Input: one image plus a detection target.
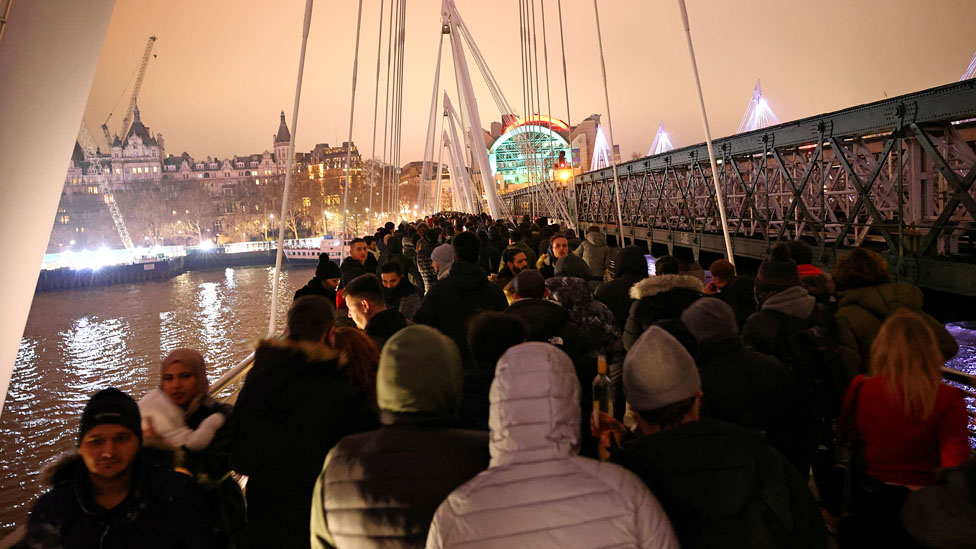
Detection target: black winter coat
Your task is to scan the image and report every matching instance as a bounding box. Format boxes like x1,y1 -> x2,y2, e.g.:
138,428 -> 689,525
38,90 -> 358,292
623,275 -> 704,350
21,448 -> 215,549
697,338 -> 811,475
365,307 -> 409,350
311,415 -> 489,548
294,277 -> 338,304
615,419 -> 827,549
182,400 -> 246,547
230,339 -> 378,549
595,247 -> 649,331
413,261 -> 508,365
339,257 -> 368,288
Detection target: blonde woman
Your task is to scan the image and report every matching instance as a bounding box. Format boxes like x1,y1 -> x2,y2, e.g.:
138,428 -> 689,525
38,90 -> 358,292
838,310 -> 969,547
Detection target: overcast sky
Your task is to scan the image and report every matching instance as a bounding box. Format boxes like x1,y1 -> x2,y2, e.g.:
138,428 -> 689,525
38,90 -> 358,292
84,0 -> 976,164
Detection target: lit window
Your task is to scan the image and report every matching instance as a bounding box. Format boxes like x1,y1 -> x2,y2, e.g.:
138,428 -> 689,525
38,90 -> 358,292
198,174 -> 203,179
302,197 -> 311,207
152,166 -> 158,173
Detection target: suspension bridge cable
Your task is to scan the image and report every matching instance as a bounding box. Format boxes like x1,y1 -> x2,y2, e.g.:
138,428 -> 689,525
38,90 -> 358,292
269,0 -> 314,337
393,0 -> 406,219
340,0 -> 365,243
676,0 -> 734,264
418,33 -> 445,216
556,0 -> 572,142
380,0 -> 395,216
592,0 -> 628,246
367,0 -> 386,221
540,0 -> 556,187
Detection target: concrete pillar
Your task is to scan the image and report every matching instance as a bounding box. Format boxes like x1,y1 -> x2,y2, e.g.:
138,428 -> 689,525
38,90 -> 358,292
0,0 -> 117,413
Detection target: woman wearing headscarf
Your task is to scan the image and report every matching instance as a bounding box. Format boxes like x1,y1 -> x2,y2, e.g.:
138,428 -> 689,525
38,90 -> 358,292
140,348 -> 245,548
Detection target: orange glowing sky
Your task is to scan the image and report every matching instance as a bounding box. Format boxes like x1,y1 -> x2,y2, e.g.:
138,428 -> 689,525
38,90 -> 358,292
84,0 -> 976,164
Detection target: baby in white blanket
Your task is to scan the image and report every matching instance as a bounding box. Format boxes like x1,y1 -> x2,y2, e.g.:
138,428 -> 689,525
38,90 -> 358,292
138,389 -> 225,451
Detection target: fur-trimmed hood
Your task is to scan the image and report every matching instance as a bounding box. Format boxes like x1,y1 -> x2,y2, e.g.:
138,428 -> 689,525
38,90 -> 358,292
256,337 -> 343,365
630,274 -> 705,300
42,446 -> 177,488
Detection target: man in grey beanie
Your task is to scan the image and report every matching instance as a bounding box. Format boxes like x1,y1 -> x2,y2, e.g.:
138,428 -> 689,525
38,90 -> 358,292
597,326 -> 827,549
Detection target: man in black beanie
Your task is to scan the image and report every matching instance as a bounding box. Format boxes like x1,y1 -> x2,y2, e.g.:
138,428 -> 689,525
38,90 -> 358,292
294,253 -> 343,303
21,388 -> 214,547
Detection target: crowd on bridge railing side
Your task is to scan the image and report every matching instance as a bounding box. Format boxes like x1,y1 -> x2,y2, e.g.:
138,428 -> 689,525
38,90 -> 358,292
14,213 -> 976,549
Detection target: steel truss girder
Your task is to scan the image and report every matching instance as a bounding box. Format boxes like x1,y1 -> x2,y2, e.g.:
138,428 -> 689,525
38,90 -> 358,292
500,79 -> 976,294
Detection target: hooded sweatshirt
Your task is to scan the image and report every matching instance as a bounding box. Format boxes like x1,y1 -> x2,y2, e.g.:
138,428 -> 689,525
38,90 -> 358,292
427,342 -> 678,548
312,326 -> 488,549
573,230 -> 612,278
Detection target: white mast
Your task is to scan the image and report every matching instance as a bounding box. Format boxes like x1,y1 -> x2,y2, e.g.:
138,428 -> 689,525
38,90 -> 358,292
441,0 -> 503,219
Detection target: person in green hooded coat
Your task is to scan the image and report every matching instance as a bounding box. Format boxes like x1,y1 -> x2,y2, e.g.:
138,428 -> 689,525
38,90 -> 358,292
310,325 -> 489,549
832,248 -> 957,380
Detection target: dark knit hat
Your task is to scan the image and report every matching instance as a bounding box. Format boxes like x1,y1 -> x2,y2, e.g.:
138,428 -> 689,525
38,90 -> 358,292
78,388 -> 142,445
554,254 -> 592,280
316,254 -> 342,280
756,243 -> 799,289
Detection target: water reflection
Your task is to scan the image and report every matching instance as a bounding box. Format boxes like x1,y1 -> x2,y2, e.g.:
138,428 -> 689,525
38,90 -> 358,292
0,265 -> 313,533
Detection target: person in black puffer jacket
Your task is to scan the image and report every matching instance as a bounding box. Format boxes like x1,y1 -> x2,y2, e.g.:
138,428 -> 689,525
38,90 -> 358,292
622,270 -> 704,351
413,232 -> 508,367
230,297 -> 378,549
595,245 -> 649,331
20,388 -> 215,549
311,326 -> 489,548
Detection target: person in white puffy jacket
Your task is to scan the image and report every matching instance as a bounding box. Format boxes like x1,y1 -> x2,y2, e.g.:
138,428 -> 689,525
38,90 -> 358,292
138,388 -> 225,452
426,342 -> 678,548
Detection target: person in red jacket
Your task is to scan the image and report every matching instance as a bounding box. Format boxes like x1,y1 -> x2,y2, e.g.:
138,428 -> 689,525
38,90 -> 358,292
838,310 -> 969,547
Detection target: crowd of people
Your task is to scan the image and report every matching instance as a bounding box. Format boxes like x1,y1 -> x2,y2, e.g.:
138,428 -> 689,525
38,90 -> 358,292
17,213 -> 976,548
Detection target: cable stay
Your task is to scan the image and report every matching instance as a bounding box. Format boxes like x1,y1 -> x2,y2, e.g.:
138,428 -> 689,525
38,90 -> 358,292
736,79 -> 780,133
647,122 -> 675,156
961,49 -> 975,81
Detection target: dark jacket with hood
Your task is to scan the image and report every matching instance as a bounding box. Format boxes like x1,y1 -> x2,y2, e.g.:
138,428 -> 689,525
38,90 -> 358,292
573,230 -> 612,278
339,257 -> 368,289
595,246 -> 649,330
834,282 -> 957,378
311,326 -> 489,549
294,278 -> 338,304
696,338 -> 810,474
21,448 -> 214,549
365,307 -> 409,350
230,339 -> 378,549
413,261 -> 508,364
384,278 -> 422,321
623,274 -> 704,350
546,276 -> 625,368
615,419 -> 827,549
901,457 -> 976,548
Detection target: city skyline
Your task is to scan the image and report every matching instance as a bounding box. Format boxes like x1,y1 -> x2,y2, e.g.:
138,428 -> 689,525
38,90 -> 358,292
86,0 -> 976,165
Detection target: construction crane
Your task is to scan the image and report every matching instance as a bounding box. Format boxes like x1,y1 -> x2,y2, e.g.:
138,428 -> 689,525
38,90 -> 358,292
78,121 -> 134,250
101,35 -> 157,146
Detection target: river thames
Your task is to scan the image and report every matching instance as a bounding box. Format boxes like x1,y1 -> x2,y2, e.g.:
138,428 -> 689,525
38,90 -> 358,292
0,265 -> 315,533
0,264 -> 974,535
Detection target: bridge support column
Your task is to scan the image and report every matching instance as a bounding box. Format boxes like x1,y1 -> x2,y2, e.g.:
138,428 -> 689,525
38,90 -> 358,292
0,0 -> 117,414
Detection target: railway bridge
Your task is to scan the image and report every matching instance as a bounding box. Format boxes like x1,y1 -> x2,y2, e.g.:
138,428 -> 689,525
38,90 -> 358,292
501,80 -> 976,296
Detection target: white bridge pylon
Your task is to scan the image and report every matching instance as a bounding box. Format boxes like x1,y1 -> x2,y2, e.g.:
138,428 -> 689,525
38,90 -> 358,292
737,79 -> 780,134
647,121 -> 675,156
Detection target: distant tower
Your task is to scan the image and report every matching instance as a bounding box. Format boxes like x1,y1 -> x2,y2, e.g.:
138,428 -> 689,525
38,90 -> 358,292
647,122 -> 675,157
737,80 -> 780,134
274,110 -> 291,168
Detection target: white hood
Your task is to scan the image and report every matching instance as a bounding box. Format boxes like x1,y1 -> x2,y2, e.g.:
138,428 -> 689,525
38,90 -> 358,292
489,342 -> 580,467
